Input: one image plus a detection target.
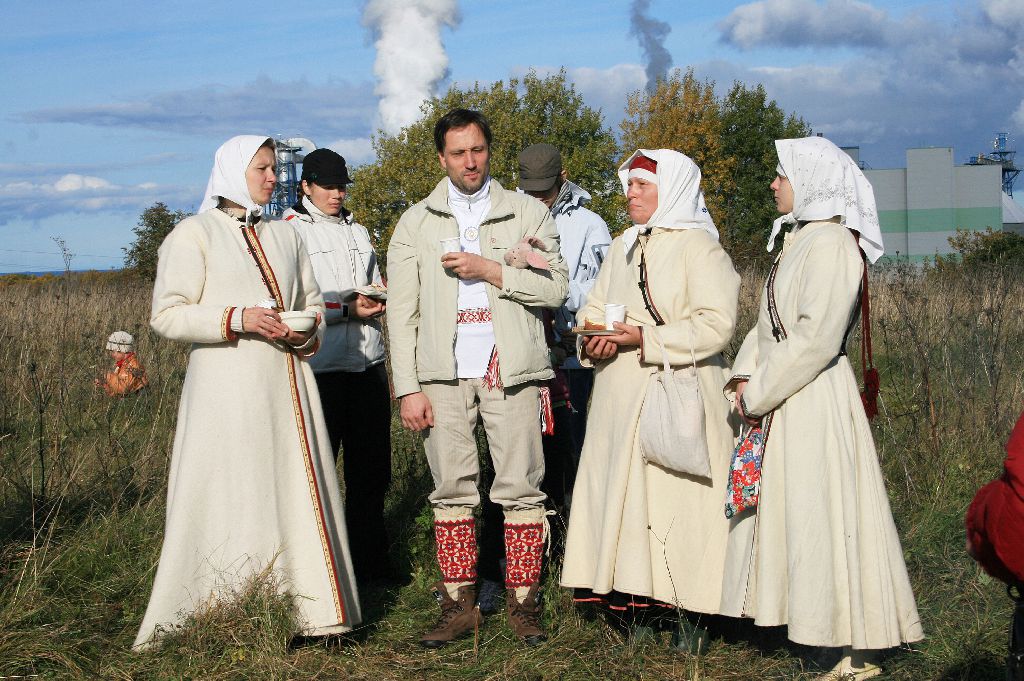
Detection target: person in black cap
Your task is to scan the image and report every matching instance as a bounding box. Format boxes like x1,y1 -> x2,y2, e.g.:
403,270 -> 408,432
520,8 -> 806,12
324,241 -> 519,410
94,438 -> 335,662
283,148 -> 399,585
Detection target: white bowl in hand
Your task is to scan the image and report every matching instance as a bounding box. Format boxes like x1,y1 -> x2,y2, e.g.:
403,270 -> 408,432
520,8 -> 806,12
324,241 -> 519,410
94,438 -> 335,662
279,310 -> 317,333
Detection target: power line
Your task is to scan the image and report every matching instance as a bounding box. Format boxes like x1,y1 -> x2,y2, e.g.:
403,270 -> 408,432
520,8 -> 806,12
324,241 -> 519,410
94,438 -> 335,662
0,248 -> 122,260
0,262 -> 119,272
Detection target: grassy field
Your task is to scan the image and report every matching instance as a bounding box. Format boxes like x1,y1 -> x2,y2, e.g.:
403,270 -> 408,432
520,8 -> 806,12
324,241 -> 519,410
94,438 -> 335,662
0,263 -> 1021,680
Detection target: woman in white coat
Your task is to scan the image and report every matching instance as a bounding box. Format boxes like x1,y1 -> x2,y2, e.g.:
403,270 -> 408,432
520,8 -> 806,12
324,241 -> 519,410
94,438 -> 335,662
134,136 -> 361,648
560,149 -> 739,650
724,136 -> 923,679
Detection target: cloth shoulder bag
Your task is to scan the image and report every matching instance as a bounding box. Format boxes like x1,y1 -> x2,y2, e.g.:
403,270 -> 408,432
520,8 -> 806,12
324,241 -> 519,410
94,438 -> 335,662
634,236 -> 711,478
638,336 -> 712,478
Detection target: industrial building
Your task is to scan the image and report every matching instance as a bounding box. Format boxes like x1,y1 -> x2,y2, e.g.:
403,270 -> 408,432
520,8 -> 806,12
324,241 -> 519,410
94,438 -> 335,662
843,135 -> 1022,262
266,137 -> 317,217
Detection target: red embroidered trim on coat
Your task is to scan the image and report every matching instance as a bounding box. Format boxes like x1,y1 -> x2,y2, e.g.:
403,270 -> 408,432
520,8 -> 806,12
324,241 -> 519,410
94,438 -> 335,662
222,306 -> 238,342
457,307 -> 492,324
504,522 -> 543,587
435,518 -> 477,583
296,337 -> 320,359
241,224 -> 346,624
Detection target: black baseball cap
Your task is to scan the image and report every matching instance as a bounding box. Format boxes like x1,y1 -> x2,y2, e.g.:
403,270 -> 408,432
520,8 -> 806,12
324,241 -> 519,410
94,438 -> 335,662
301,148 -> 352,186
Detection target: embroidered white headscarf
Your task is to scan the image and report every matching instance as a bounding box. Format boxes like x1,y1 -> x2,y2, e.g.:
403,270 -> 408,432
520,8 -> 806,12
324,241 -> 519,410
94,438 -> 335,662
618,149 -> 719,259
770,136 -> 884,263
198,135 -> 274,215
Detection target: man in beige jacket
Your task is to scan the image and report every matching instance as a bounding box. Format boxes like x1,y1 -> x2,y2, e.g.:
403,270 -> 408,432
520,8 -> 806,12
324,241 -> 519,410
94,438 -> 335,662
387,109 -> 568,648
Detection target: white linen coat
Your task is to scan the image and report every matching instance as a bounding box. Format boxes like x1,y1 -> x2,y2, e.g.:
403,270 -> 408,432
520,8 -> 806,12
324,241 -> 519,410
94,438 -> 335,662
560,228 -> 740,613
134,209 -> 361,648
721,220 -> 923,649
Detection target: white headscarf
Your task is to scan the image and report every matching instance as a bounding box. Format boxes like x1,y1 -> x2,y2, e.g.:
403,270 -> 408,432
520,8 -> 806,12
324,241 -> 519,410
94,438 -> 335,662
617,149 -> 719,259
769,136 -> 884,263
198,135 -> 274,215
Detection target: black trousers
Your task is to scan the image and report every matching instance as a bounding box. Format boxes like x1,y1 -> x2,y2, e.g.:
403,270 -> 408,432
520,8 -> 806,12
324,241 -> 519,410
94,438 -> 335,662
315,363 -> 392,579
565,368 -> 594,459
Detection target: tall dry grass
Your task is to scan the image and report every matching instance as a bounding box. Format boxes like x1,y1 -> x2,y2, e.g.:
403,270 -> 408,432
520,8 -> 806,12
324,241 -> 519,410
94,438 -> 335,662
0,264 -> 1021,679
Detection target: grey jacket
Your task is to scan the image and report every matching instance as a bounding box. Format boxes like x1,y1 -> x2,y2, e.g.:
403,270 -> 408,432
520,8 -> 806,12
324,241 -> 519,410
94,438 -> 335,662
386,178 -> 569,397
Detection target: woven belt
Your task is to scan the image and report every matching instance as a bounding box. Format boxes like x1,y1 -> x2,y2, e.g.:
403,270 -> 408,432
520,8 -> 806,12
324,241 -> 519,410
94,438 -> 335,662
457,307 -> 492,325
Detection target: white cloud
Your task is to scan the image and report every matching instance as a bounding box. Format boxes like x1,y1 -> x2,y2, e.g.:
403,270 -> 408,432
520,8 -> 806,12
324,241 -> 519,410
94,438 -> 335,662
719,0 -> 891,49
702,1 -> 1024,169
0,154 -> 192,183
0,174 -> 192,224
15,77 -> 377,142
53,174 -> 114,192
326,137 -> 376,167
568,64 -> 647,120
981,0 -> 1024,31
513,63 -> 646,125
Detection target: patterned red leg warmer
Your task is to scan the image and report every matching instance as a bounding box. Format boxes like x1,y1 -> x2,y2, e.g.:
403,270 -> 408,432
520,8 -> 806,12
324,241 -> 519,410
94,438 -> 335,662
435,514 -> 477,584
504,514 -> 544,589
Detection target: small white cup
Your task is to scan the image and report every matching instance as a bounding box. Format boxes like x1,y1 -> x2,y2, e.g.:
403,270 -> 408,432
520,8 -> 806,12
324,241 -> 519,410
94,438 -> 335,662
604,303 -> 626,330
440,237 -> 461,254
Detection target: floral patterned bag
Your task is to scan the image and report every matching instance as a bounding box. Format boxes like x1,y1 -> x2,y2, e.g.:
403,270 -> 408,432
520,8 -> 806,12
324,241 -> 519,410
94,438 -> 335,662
724,418 -> 771,519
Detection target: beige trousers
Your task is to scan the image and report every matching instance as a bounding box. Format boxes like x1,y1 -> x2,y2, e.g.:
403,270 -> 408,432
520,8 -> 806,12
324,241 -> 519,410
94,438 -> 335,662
421,379 -> 546,511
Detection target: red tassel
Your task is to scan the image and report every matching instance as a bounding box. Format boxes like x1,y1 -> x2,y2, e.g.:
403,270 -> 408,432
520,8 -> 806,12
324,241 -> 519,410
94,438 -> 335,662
854,233 -> 879,422
861,367 -> 879,420
539,386 -> 554,435
483,345 -> 503,391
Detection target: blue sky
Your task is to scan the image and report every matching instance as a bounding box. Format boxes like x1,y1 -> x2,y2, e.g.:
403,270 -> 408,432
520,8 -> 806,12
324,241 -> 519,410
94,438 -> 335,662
1,0 -> 1022,272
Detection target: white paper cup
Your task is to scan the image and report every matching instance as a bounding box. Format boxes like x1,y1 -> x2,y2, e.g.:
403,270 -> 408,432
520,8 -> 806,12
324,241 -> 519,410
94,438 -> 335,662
440,237 -> 461,254
604,303 -> 626,329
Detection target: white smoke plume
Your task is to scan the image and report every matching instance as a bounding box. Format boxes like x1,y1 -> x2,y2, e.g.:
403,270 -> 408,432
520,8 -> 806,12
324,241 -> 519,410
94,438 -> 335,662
629,0 -> 673,93
362,0 -> 461,135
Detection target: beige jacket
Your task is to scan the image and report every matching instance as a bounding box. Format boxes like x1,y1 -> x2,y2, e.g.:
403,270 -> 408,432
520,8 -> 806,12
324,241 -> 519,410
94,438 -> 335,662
387,178 -> 569,397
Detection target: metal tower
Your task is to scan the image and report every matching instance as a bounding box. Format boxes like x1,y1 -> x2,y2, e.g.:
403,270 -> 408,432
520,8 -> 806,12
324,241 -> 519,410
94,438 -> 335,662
266,137 -> 317,217
968,132 -> 1020,197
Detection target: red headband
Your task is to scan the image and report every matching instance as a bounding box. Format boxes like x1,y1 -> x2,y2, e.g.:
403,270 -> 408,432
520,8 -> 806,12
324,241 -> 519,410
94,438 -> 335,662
630,155 -> 657,174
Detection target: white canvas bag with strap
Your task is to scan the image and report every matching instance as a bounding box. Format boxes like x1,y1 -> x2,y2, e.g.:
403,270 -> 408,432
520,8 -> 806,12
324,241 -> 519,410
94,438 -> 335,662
638,334 -> 711,478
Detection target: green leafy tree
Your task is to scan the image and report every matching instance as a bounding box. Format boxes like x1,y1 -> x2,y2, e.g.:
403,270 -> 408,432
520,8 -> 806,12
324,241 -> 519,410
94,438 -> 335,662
719,82 -> 809,264
619,70 -> 808,265
123,202 -> 192,279
941,227 -> 1024,268
620,69 -> 735,239
347,70 -> 622,249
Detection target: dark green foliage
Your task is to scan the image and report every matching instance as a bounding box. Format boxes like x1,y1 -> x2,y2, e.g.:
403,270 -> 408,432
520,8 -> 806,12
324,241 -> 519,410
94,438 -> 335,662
347,70 -> 622,251
123,202 -> 192,280
717,82 -> 810,265
940,227 -> 1024,268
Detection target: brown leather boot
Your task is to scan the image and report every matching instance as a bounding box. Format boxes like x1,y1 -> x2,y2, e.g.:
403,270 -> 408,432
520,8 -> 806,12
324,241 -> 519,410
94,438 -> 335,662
506,583 -> 546,646
419,581 -> 482,649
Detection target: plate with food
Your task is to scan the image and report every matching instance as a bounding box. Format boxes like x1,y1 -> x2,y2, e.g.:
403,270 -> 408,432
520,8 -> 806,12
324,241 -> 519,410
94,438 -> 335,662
342,284 -> 388,301
571,326 -> 619,337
